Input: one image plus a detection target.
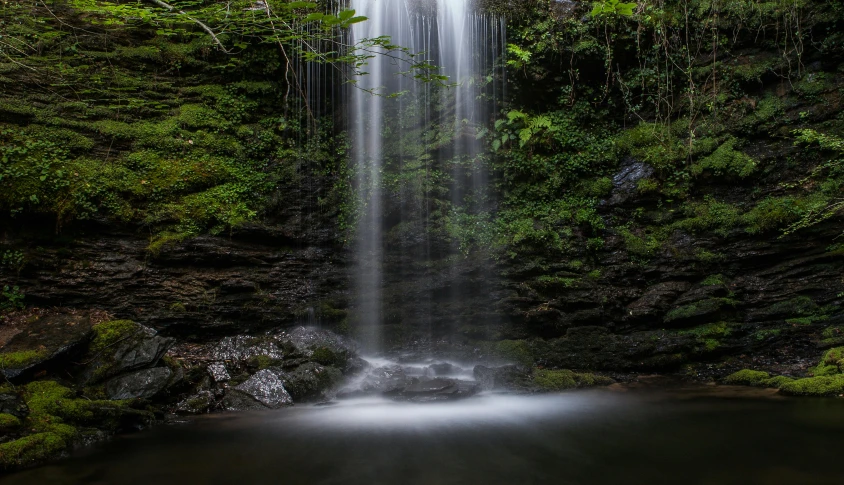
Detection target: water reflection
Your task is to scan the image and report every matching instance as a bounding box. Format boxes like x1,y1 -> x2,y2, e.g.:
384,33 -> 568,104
3,389 -> 844,485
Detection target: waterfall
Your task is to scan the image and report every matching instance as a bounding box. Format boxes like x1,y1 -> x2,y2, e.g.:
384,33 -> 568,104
350,0 -> 505,353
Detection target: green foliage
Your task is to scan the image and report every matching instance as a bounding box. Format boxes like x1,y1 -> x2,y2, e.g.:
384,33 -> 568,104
0,286 -> 25,311
591,0 -> 637,17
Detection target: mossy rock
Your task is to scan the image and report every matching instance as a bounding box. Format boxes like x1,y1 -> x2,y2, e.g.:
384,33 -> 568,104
531,368 -> 614,392
810,347 -> 844,377
0,413 -> 22,430
81,320 -> 173,385
0,313 -> 96,380
723,369 -> 793,388
779,375 -> 844,397
0,428 -> 74,470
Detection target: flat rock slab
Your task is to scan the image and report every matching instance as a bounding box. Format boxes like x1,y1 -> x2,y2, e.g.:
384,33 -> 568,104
0,313 -> 95,380
105,367 -> 173,400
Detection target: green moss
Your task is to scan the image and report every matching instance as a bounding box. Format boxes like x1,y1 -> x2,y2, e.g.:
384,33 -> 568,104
679,322 -> 732,338
700,274 -> 725,286
690,138 -> 756,178
310,347 -> 344,367
753,328 -> 782,340
89,320 -> 139,353
0,431 -> 71,469
810,347 -> 844,376
779,375 -> 844,397
247,354 -> 279,370
533,369 -> 577,390
723,369 -> 771,386
664,299 -> 738,323
765,376 -> 794,388
532,368 -> 614,391
0,413 -> 21,428
490,340 -> 534,365
0,350 -> 47,370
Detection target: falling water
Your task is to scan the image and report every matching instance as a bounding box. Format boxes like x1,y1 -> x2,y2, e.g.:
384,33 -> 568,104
349,0 -> 505,352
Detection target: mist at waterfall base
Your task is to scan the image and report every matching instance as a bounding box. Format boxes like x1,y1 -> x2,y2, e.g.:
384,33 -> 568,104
4,390 -> 844,485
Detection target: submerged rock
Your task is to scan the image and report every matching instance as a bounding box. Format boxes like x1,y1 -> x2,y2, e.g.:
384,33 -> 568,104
399,377 -> 480,403
473,365 -> 532,391
105,367 -> 173,400
232,369 -> 293,409
361,365 -> 409,395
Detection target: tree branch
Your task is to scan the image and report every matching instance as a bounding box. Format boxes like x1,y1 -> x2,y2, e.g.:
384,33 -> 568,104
144,0 -> 231,53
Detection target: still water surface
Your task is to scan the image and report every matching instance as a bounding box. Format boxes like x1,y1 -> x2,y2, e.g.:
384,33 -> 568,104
3,387 -> 843,485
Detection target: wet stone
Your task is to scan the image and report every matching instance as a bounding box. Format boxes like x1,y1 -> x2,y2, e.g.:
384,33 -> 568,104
207,362 -> 230,383
105,367 -> 173,400
233,369 -> 293,409
213,336 -> 284,362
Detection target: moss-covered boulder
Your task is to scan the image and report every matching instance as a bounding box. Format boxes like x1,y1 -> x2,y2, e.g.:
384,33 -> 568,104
0,380 -> 154,470
80,320 -> 174,384
0,313 -> 96,380
532,368 -> 614,391
779,376 -> 844,397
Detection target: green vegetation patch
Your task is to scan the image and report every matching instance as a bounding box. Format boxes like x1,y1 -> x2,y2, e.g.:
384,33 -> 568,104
0,350 -> 47,370
89,320 -> 140,354
532,368 -> 613,391
779,375 -> 844,397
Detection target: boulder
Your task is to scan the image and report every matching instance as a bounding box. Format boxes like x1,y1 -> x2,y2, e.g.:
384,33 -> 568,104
280,362 -> 342,401
360,365 -> 409,395
80,320 -> 174,384
0,392 -> 28,419
212,335 -> 284,362
231,369 -> 292,409
0,313 -> 96,380
282,327 -> 357,364
105,367 -> 173,400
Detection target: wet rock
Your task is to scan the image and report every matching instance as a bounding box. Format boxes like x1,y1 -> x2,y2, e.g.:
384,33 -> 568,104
282,327 -> 357,360
175,390 -> 215,415
428,363 -> 459,376
608,158 -> 654,205
81,321 -> 174,384
361,365 -> 409,395
625,282 -> 693,322
0,392 -> 28,419
104,367 -> 173,400
0,313 -> 96,380
280,362 -> 342,401
232,369 -> 293,409
399,377 -> 480,402
402,379 -> 482,402
473,365 -> 532,391
206,362 -> 230,383
212,335 -> 284,362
